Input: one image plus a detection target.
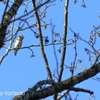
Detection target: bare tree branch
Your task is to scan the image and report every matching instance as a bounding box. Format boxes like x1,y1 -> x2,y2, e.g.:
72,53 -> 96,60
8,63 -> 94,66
57,89 -> 70,100
58,0 -> 69,82
0,28 -> 19,64
70,87 -> 94,95
32,0 -> 53,79
0,0 -> 24,48
31,79 -> 55,91
56,0 -> 69,99
12,62 -> 100,100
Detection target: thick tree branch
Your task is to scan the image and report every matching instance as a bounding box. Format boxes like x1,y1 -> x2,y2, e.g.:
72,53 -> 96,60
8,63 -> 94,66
0,0 -> 24,48
12,63 -> 100,100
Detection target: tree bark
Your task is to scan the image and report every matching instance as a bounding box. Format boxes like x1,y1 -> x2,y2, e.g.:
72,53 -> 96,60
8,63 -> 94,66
0,0 -> 23,48
12,63 -> 100,100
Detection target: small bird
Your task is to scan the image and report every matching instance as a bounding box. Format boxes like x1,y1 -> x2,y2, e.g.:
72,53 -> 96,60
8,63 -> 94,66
14,35 -> 24,56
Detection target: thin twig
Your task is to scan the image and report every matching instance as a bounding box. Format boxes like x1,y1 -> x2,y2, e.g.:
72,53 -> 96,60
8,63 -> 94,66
51,23 -> 59,76
9,0 -> 55,24
0,19 -> 19,64
57,90 -> 70,100
70,87 -> 94,95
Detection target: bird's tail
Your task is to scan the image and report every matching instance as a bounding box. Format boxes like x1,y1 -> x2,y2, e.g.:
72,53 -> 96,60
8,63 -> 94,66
14,50 -> 17,56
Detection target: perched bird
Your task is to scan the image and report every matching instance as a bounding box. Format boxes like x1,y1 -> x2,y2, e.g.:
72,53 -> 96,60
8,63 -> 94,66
14,35 -> 24,56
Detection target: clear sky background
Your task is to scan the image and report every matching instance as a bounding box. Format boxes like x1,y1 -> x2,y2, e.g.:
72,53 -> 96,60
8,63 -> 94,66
0,0 -> 100,100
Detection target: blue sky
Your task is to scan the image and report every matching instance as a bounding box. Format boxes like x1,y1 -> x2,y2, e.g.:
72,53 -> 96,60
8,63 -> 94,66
0,0 -> 100,100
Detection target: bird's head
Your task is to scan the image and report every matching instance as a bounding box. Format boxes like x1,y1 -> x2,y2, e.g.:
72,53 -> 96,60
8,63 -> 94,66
18,35 -> 24,40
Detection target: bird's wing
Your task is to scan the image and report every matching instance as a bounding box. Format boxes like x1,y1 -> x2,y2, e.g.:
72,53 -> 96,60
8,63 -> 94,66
14,40 -> 22,49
